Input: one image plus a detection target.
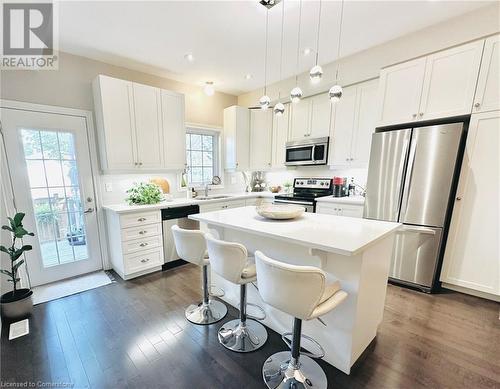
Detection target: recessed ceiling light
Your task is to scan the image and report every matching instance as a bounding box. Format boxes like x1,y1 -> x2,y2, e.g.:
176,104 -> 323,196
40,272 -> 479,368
303,47 -> 312,56
245,74 -> 253,80
204,81 -> 214,96
184,53 -> 194,62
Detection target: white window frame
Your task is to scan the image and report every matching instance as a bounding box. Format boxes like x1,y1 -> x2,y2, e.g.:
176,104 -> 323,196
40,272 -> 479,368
180,124 -> 224,191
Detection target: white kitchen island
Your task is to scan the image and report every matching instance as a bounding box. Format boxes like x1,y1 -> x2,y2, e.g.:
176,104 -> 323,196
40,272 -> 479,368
190,206 -> 400,375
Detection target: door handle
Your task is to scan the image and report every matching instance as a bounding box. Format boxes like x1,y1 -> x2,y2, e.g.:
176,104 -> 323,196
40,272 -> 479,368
84,208 -> 94,214
399,226 -> 436,235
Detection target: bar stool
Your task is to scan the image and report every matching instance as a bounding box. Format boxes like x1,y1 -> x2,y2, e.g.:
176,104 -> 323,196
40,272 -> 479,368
255,250 -> 348,389
171,225 -> 227,325
205,233 -> 268,353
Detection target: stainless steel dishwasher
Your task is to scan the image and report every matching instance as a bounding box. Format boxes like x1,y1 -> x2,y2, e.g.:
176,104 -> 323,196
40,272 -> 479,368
161,205 -> 200,263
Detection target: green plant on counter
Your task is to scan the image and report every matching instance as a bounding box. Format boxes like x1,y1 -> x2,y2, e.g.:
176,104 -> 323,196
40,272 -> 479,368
283,181 -> 293,193
125,182 -> 162,205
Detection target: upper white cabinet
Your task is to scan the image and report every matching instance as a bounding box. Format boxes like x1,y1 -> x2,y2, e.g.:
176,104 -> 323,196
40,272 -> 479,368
131,83 -> 163,169
473,34 -> 500,114
161,90 -> 186,170
329,79 -> 379,168
224,106 -> 250,171
378,40 -> 484,126
289,92 -> 332,140
93,75 -> 137,170
272,104 -> 290,168
93,75 -> 186,173
249,109 -> 273,170
309,93 -> 333,138
418,40 -> 484,121
440,110 -> 500,298
378,57 -> 427,127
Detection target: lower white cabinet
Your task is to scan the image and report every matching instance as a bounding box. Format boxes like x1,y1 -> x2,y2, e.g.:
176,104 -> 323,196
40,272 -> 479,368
440,110 -> 500,299
316,202 -> 364,218
105,209 -> 164,280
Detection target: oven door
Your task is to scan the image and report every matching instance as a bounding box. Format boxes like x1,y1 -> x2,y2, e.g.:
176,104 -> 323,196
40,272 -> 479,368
273,199 -> 314,213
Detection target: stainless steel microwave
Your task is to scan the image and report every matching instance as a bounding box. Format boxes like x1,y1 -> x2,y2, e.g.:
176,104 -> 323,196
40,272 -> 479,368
285,137 -> 329,166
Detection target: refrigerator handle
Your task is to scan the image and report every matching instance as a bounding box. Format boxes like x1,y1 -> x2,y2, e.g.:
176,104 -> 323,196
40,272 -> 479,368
399,138 -> 417,222
393,136 -> 412,218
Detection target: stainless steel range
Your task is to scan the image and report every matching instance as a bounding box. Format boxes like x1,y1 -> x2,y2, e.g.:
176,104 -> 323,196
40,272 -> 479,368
274,178 -> 333,213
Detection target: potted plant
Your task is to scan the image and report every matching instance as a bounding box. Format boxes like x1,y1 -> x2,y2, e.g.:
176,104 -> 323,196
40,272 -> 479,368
125,182 -> 163,205
0,213 -> 34,321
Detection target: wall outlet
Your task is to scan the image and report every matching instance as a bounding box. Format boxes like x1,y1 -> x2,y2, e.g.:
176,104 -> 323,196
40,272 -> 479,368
104,182 -> 113,192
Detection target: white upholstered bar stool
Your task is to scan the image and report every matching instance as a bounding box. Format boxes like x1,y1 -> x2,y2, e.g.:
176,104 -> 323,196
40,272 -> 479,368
205,233 -> 268,353
255,251 -> 348,389
171,225 -> 227,325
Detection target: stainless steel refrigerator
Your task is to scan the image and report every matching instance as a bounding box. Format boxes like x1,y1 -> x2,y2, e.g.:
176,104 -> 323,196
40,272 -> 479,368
364,122 -> 465,291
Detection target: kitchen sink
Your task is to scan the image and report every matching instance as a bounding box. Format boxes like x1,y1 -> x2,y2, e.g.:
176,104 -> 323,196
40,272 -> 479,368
196,195 -> 233,200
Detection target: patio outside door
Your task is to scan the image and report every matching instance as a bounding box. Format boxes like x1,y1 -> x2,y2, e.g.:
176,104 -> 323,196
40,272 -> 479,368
1,106 -> 102,286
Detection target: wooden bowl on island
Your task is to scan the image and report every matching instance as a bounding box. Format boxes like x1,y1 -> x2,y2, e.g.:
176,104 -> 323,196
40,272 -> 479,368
256,204 -> 305,220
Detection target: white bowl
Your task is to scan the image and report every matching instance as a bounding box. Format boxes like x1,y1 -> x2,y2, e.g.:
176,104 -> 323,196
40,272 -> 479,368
256,204 -> 305,220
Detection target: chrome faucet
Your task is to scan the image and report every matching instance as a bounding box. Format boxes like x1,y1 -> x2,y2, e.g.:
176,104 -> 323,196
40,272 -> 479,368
204,183 -> 210,197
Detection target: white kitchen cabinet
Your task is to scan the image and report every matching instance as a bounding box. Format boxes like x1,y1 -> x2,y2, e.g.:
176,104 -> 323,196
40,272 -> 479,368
93,75 -> 137,171
316,202 -> 364,218
93,75 -> 186,173
329,79 -> 379,168
419,40 -> 484,121
272,104 -> 290,168
440,110 -> 500,299
473,34 -> 500,114
289,93 -> 332,140
224,106 -> 250,171
161,90 -> 186,170
378,40 -> 484,126
289,99 -> 311,140
377,57 -> 426,127
249,109 -> 273,170
132,83 -> 163,169
309,93 -> 332,138
105,209 -> 164,280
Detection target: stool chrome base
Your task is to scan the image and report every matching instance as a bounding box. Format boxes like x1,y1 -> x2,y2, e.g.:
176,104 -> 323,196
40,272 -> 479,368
185,300 -> 227,325
218,319 -> 268,352
262,351 -> 327,389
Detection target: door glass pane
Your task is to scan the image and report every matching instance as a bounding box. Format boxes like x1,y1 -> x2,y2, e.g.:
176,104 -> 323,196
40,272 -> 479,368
20,129 -> 88,267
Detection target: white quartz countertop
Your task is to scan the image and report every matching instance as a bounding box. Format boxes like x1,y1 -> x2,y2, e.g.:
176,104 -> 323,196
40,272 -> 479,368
190,206 -> 400,256
316,195 -> 365,205
102,192 -> 276,214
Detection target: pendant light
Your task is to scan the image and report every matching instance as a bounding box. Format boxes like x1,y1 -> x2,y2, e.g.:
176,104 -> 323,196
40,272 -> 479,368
329,0 -> 345,103
274,0 -> 286,116
309,0 -> 323,83
290,0 -> 303,103
259,9 -> 271,110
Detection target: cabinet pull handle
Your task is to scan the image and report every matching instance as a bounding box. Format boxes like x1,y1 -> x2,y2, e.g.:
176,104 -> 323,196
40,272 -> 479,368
137,217 -> 146,222
456,196 -> 462,201
419,112 -> 424,117
139,230 -> 147,235
140,258 -> 150,263
138,162 -> 143,166
412,113 -> 417,118
139,242 -> 148,247
474,102 -> 480,108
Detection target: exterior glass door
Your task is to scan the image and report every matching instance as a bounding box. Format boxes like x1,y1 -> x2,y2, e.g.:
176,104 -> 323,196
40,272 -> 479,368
2,107 -> 102,286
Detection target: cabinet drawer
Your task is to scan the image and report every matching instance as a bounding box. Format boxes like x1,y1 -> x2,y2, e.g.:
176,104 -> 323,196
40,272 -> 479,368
124,248 -> 163,274
226,200 -> 246,209
122,235 -> 163,255
120,211 -> 161,228
121,223 -> 162,241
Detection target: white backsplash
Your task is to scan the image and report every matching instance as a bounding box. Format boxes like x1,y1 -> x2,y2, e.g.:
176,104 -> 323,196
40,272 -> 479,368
99,167 -> 367,205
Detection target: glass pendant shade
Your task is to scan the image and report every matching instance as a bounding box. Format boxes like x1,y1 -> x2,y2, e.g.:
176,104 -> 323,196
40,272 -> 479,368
309,65 -> 323,83
329,84 -> 343,103
259,95 -> 271,109
290,86 -> 303,103
273,102 -> 285,116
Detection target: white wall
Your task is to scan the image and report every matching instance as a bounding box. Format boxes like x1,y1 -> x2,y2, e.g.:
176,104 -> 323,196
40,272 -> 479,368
238,3 -> 500,107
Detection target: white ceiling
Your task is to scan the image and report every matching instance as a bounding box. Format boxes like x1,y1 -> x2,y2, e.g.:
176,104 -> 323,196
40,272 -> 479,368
59,1 -> 493,95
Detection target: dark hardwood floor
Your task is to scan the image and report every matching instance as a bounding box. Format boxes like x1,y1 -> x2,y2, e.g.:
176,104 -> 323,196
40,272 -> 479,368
2,264 -> 499,389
